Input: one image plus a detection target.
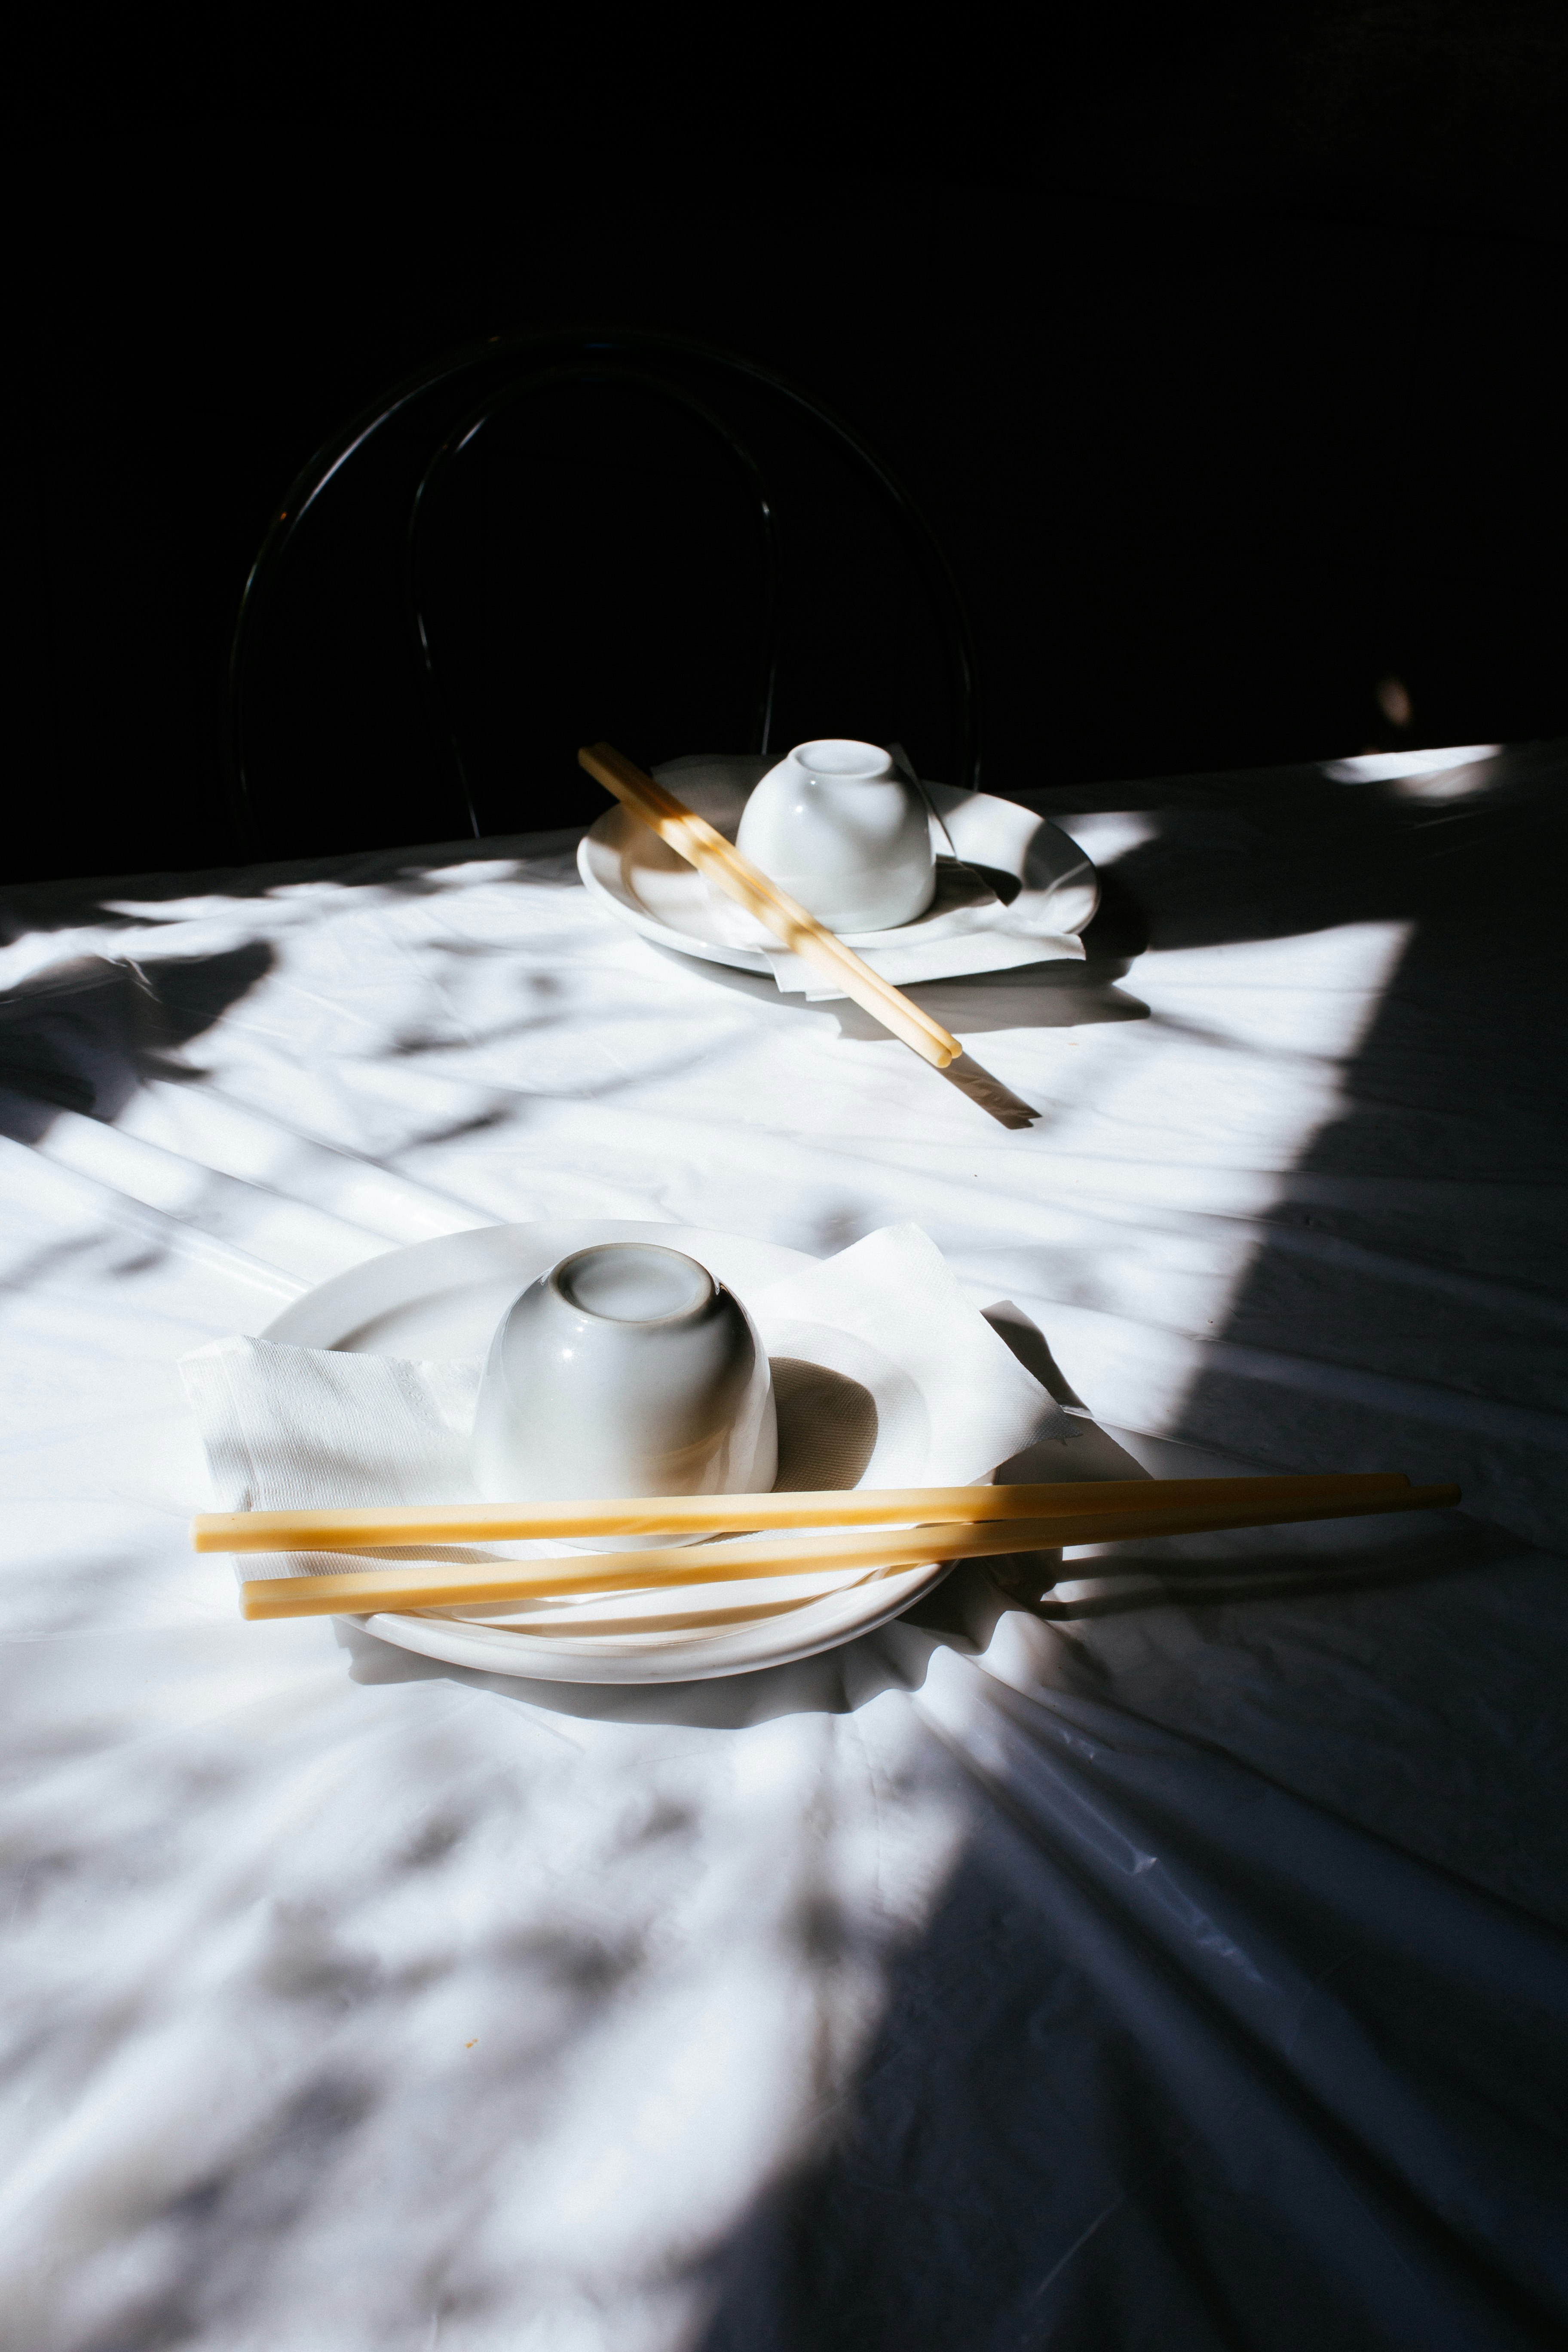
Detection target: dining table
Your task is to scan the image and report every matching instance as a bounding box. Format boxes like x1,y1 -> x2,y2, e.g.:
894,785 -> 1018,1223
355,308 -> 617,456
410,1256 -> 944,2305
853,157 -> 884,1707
1,737 -> 1564,2352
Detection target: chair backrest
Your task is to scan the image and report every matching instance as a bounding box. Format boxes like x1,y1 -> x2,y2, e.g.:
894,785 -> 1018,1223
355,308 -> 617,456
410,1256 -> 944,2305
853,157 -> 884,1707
227,325 -> 981,859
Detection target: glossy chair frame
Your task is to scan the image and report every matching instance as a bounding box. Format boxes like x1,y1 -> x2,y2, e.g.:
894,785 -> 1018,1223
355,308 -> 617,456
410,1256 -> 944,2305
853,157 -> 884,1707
407,361 -> 782,842
226,325 -> 982,858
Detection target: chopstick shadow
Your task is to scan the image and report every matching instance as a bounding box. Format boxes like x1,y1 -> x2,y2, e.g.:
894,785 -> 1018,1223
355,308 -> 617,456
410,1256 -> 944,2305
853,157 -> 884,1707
639,933 -> 1148,1041
936,1053 -> 1039,1130
636,883 -> 1151,1130
976,1510 -> 1516,1624
828,963 -> 1151,1045
639,931 -> 1152,1124
331,1495 -> 1503,1730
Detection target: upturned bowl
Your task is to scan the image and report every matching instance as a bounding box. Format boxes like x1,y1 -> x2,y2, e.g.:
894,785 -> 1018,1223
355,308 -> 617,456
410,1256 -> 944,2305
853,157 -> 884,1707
734,738 -> 935,932
470,1242 -> 777,1542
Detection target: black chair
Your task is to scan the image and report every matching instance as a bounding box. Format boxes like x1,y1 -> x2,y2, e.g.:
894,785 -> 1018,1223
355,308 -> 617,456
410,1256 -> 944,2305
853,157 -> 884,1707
226,325 -> 982,860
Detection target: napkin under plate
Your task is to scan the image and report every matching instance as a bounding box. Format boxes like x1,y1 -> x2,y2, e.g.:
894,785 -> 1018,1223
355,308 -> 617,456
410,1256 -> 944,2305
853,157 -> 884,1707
181,1224 -> 1067,1623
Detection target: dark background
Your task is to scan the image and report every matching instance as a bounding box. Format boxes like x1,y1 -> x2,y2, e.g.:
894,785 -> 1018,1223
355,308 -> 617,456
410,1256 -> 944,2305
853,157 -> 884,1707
14,1 -> 1566,882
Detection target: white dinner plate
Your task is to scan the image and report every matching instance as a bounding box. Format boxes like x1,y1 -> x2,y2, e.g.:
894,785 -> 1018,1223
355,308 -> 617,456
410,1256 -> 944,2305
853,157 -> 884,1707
262,1221 -> 958,1684
577,755 -> 1099,986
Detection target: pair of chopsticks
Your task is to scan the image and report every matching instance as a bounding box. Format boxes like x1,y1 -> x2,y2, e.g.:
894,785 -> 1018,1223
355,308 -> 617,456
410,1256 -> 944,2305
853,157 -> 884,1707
577,742 -> 962,1069
190,1471 -> 1460,1621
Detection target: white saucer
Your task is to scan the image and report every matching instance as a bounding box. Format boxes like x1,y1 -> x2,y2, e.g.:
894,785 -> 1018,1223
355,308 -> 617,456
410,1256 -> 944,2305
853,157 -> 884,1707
577,756 -> 1099,989
262,1221 -> 957,1684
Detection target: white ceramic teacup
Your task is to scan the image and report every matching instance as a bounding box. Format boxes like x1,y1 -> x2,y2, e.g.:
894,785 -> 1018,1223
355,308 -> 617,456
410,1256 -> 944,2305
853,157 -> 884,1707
734,738 -> 936,932
470,1243 -> 777,1542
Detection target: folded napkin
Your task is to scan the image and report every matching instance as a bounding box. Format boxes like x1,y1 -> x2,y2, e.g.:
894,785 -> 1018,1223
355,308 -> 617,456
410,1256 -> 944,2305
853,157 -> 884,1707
181,1222 -> 1066,1598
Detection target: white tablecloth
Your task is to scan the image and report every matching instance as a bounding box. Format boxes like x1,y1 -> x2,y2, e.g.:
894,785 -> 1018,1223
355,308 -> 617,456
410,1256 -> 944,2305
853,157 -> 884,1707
2,742 -> 1564,2351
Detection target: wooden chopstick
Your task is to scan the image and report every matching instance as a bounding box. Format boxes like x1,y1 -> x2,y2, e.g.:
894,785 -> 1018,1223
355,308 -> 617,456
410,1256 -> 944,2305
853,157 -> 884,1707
576,741 -> 963,1069
233,1481 -> 1460,1620
193,1472 -> 1417,1555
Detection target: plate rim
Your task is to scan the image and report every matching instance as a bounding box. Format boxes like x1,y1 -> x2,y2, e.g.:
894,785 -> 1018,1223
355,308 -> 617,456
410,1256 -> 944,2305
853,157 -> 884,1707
576,780 -> 1099,979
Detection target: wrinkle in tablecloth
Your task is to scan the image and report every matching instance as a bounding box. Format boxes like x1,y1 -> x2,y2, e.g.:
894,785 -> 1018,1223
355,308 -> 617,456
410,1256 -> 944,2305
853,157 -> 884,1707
0,743 -> 1563,2352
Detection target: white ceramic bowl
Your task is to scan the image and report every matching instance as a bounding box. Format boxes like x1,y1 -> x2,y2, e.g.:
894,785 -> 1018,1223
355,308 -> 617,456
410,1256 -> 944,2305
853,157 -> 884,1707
734,739 -> 935,931
470,1242 -> 777,1541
